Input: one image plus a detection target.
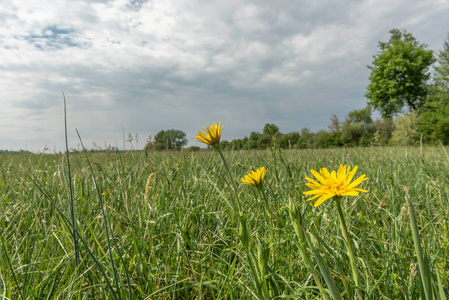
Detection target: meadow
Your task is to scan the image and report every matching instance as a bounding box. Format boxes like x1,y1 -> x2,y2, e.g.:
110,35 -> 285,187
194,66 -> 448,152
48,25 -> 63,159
0,145 -> 448,299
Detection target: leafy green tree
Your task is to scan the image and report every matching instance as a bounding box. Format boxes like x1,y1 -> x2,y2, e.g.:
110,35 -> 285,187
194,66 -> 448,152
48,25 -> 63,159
390,113 -> 420,146
247,132 -> 262,149
279,132 -> 300,149
263,124 -> 279,135
341,107 -> 374,146
434,34 -> 449,89
310,130 -> 335,148
418,98 -> 449,144
328,114 -> 341,133
230,137 -> 248,150
418,35 -> 449,144
155,129 -> 188,150
297,128 -> 313,148
257,134 -> 272,149
372,118 -> 394,146
220,140 -> 230,150
365,29 -> 435,118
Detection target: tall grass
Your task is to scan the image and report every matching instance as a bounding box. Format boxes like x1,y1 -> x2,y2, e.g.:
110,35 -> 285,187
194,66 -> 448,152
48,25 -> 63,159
0,146 -> 448,299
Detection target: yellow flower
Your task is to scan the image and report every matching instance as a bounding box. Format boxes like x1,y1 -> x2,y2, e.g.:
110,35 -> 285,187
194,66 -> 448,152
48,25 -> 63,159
303,165 -> 368,207
241,167 -> 266,187
195,122 -> 222,146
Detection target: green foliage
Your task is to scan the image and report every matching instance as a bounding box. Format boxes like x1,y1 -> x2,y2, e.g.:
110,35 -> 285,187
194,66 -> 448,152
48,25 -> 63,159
263,123 -> 279,135
297,127 -> 314,148
341,107 -> 374,146
365,29 -> 435,118
249,131 -> 262,149
390,112 -> 420,146
371,118 -> 395,146
418,87 -> 449,144
257,133 -> 273,149
328,114 -> 341,133
278,132 -> 300,149
208,107 -> 397,150
143,141 -> 155,152
154,129 -> 188,150
188,146 -> 201,152
2,147 -> 449,298
418,34 -> 449,144
311,130 -> 337,148
434,34 -> 449,89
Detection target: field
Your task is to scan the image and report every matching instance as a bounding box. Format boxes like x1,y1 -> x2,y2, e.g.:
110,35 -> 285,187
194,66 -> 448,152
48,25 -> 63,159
1,146 -> 448,299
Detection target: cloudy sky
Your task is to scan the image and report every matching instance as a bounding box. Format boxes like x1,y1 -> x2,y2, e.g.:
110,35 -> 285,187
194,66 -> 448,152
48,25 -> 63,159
1,0 -> 448,151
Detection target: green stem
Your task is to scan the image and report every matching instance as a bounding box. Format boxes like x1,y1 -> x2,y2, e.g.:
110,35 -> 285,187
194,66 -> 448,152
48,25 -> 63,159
216,145 -> 241,213
335,197 -> 361,292
288,201 -> 330,300
258,187 -> 274,230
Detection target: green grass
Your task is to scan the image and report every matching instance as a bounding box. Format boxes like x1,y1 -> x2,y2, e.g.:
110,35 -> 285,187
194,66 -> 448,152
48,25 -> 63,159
0,146 -> 448,299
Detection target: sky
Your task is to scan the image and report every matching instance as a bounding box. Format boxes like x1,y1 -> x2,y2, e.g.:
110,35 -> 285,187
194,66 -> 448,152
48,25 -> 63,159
1,0 -> 449,152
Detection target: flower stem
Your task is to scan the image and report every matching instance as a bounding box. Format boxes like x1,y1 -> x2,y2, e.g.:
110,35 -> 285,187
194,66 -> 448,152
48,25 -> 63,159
288,200 -> 330,300
335,197 -> 361,292
216,145 -> 242,212
258,187 -> 273,226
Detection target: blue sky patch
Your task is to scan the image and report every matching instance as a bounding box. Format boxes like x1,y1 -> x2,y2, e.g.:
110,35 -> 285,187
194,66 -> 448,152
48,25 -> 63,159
24,25 -> 89,50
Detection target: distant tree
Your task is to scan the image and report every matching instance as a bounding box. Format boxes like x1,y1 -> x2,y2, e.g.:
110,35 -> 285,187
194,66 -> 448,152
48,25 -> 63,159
372,118 -> 394,146
434,34 -> 449,89
220,140 -> 230,150
418,34 -> 449,144
365,29 -> 435,118
311,130 -> 335,148
257,134 -> 272,149
279,132 -> 301,149
230,137 -> 248,150
347,106 -> 373,125
263,124 -> 279,135
155,129 -> 188,150
143,142 -> 155,152
297,128 -> 313,148
328,114 -> 341,133
341,107 -> 374,146
418,92 -> 449,144
248,132 -> 262,149
188,146 -> 201,152
390,113 -> 420,146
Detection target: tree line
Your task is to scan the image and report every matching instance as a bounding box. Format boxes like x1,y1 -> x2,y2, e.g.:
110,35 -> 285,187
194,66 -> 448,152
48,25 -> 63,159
146,29 -> 449,151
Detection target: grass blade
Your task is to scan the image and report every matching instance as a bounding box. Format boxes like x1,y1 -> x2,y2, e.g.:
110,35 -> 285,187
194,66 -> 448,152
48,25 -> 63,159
404,187 -> 432,300
63,94 -> 79,273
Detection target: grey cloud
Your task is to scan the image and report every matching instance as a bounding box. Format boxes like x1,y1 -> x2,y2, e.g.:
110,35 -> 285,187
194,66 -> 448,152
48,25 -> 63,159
1,0 -> 449,151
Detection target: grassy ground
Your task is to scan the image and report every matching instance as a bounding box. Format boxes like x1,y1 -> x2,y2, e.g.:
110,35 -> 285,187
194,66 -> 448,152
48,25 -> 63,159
0,146 -> 448,299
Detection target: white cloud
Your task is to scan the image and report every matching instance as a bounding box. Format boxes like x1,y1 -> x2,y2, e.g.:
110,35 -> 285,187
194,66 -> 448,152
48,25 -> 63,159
1,0 -> 448,151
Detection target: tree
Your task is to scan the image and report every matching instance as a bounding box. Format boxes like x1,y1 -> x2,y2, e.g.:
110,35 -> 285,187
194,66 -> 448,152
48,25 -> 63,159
340,107 -> 374,146
257,134 -> 272,149
279,132 -> 300,149
434,34 -> 449,89
328,114 -> 341,133
248,132 -> 262,149
297,128 -> 313,148
155,129 -> 188,150
390,113 -> 420,146
372,118 -> 394,146
311,130 -> 336,148
418,34 -> 449,144
263,124 -> 279,135
365,29 -> 435,118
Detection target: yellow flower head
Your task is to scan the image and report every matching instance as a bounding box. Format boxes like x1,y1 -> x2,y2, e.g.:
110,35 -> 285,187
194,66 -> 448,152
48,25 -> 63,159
303,165 -> 368,207
195,122 -> 222,146
241,167 -> 266,187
